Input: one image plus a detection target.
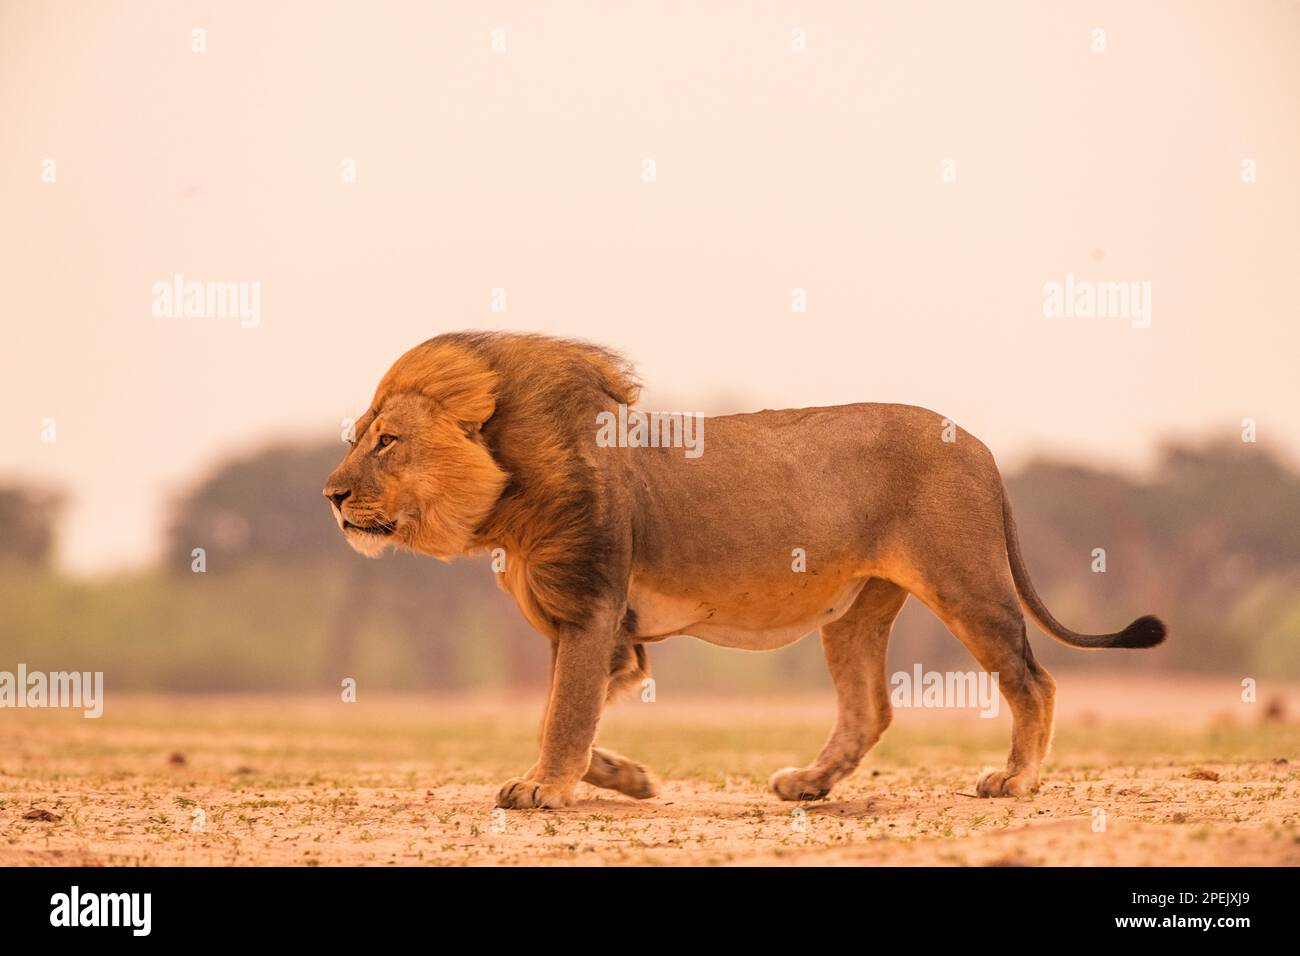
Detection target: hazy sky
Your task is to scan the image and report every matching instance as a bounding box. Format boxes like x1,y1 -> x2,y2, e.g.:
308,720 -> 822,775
3,1 -> 1297,573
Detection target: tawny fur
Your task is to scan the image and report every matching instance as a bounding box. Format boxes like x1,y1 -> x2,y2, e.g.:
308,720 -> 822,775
324,331 -> 1166,810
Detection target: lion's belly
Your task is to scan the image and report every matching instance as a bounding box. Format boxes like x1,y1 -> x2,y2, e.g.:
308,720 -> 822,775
627,577 -> 868,650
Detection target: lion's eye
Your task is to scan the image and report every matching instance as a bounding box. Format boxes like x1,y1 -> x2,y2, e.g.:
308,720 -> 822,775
377,434 -> 397,450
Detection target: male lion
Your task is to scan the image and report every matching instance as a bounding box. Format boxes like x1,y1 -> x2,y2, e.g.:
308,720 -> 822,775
323,332 -> 1166,809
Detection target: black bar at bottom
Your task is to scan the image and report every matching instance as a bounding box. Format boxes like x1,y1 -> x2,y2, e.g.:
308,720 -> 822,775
0,866 -> 1286,941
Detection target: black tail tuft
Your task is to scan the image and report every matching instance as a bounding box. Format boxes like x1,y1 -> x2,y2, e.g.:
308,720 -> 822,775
1114,615 -> 1168,649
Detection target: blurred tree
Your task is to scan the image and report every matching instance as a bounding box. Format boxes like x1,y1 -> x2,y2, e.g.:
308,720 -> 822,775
0,484 -> 63,567
998,442 -> 1300,674
164,442 -> 546,689
164,444 -> 350,571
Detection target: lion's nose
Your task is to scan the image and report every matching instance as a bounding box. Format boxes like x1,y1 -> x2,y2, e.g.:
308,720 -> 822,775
325,488 -> 350,509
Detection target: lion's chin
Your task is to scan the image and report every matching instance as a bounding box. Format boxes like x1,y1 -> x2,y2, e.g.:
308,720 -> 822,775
342,527 -> 399,559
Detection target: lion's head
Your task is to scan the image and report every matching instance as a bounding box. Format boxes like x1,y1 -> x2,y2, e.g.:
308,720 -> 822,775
322,338 -> 508,559
324,332 -> 640,633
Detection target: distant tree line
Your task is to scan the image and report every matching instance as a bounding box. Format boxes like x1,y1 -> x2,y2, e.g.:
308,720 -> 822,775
2,437 -> 1296,689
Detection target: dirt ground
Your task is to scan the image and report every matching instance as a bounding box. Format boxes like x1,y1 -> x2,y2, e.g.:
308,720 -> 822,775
2,674 -> 1298,866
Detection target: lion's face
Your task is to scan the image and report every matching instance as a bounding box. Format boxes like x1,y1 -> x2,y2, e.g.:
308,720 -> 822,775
322,391 -> 506,559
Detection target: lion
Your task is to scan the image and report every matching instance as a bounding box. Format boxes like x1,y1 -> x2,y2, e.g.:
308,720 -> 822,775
323,331 -> 1166,809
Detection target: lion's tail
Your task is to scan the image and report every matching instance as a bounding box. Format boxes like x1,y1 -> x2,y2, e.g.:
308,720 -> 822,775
1001,481 -> 1167,650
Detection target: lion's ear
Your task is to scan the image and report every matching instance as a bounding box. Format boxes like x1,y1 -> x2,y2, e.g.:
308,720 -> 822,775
377,340 -> 498,433
457,393 -> 495,433
437,364 -> 497,433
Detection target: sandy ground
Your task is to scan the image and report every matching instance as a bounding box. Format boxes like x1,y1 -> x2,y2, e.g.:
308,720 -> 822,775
1,674 -> 1298,866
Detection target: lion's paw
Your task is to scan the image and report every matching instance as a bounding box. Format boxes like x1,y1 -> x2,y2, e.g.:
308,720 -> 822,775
976,767 -> 1038,798
618,764 -> 658,800
769,767 -> 831,802
586,748 -> 658,800
495,777 -> 574,810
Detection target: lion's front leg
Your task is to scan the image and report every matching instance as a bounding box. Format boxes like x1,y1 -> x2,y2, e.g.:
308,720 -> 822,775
496,617 -> 615,810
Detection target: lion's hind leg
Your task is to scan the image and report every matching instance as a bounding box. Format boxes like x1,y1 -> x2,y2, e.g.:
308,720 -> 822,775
919,584 -> 1056,798
770,578 -> 908,801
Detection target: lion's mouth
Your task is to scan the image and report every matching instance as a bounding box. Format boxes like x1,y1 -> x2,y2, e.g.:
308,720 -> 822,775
343,519 -> 395,537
